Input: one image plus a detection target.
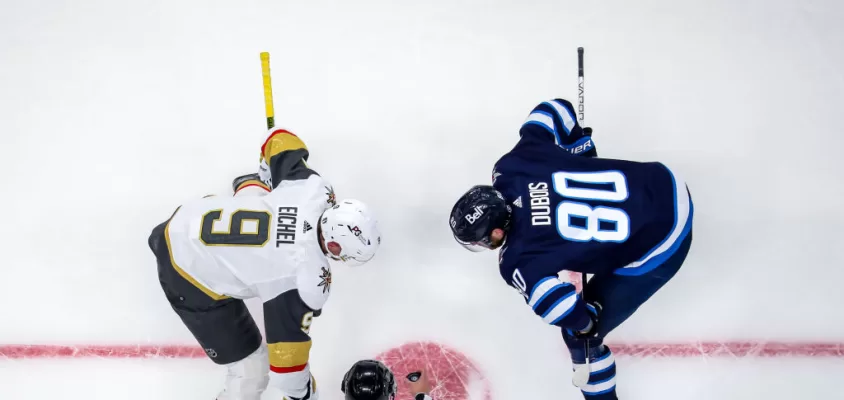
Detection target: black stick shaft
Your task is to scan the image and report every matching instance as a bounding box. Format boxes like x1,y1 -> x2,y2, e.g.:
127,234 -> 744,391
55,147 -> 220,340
578,47 -> 584,76
577,47 -> 585,125
578,46 -> 590,360
576,46 -> 587,298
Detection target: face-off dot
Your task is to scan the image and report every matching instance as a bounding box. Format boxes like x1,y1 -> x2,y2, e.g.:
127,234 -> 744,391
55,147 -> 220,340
375,341 -> 492,400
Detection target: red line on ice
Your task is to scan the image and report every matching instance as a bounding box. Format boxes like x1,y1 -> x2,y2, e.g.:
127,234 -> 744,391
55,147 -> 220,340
1,342 -> 842,359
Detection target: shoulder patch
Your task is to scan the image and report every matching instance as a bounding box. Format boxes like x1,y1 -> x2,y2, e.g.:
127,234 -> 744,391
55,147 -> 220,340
317,266 -> 332,294
325,185 -> 336,207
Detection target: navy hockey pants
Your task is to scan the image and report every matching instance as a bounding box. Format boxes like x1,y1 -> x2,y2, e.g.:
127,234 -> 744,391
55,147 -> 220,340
563,232 -> 692,400
586,230 -> 693,343
567,232 -> 692,347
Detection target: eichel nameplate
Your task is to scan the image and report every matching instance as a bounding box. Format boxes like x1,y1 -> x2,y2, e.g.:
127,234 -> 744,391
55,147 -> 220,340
276,206 -> 298,246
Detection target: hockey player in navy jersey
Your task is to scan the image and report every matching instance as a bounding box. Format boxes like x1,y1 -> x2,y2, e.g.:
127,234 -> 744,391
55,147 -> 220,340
448,98 -> 693,399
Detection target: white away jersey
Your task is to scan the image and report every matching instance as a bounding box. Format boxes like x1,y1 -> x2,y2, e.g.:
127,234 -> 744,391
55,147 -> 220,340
165,173 -> 335,309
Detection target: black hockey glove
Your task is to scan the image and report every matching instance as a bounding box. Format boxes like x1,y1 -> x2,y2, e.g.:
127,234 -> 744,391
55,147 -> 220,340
569,301 -> 602,340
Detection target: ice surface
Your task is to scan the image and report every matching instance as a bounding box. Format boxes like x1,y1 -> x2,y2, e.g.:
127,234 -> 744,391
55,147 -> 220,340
2,357 -> 844,399
2,0 -> 844,398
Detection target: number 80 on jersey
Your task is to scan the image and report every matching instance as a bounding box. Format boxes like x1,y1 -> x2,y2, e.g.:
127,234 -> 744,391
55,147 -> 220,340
553,171 -> 630,243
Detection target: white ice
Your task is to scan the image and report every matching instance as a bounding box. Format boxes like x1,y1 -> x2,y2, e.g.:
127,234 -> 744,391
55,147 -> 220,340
2,0 -> 844,398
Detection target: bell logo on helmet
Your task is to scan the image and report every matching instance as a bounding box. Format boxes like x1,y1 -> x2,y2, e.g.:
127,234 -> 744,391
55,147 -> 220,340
464,205 -> 487,224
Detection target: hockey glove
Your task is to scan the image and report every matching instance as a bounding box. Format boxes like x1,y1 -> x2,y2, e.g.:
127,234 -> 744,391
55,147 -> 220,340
562,301 -> 602,370
565,301 -> 602,341
560,126 -> 597,158
232,172 -> 265,193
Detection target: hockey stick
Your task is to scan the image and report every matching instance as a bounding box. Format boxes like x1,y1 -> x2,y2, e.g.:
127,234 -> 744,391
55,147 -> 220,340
576,46 -> 587,305
260,52 -> 275,129
577,47 -> 585,125
577,46 -> 587,306
571,46 -> 592,389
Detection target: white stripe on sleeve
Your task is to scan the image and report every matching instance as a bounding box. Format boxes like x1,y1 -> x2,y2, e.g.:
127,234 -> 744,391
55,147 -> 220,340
541,292 -> 578,324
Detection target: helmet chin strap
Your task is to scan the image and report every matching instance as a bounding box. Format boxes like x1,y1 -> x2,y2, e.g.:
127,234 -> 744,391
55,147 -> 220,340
317,224 -> 326,254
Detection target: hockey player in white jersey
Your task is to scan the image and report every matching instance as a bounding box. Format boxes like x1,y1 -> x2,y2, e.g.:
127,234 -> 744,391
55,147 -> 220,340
148,127 -> 381,400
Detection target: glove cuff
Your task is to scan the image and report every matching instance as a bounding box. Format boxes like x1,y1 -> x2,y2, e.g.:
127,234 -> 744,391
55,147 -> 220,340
561,137 -> 596,157
232,173 -> 269,193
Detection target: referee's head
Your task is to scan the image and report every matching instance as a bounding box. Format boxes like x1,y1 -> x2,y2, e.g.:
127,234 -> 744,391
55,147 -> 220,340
341,359 -> 397,400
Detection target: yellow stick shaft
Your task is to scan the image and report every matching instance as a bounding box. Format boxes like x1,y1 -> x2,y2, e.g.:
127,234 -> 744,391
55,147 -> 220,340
260,52 -> 275,129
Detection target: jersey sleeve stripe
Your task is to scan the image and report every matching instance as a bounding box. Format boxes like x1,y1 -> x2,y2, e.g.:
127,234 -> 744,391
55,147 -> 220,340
522,112 -> 560,145
528,276 -> 559,306
530,283 -> 575,311
543,100 -> 577,135
541,292 -> 579,324
616,166 -> 693,276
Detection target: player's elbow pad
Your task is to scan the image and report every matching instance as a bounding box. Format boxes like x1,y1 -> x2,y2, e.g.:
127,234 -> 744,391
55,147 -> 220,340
526,277 -> 581,326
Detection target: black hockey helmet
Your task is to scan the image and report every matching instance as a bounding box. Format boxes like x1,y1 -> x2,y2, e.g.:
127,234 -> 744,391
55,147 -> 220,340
341,359 -> 397,400
449,185 -> 511,252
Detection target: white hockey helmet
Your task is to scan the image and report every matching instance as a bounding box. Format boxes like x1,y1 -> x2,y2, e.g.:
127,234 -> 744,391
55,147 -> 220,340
320,199 -> 381,266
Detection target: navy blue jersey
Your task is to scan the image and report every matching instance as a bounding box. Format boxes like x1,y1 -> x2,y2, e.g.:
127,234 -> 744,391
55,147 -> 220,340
493,99 -> 694,331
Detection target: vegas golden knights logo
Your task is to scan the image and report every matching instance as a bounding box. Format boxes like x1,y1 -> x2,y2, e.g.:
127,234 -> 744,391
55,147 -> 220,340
325,186 -> 336,206
318,267 -> 332,293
